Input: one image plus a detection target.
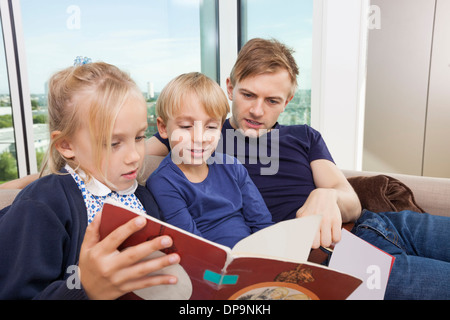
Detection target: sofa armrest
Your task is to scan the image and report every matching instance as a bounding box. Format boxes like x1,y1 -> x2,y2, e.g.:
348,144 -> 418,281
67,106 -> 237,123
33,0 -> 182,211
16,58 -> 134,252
141,155 -> 164,181
0,189 -> 20,210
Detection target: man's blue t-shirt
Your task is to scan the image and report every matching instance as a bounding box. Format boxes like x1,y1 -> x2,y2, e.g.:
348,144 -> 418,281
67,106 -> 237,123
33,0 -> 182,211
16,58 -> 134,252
154,119 -> 334,223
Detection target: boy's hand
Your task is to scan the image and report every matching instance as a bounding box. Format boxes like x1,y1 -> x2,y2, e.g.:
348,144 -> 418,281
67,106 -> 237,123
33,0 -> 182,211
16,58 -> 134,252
78,213 -> 180,300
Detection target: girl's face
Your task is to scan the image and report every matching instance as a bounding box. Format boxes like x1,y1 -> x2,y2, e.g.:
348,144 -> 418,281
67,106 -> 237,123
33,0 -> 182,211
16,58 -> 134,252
157,92 -> 222,169
68,95 -> 148,191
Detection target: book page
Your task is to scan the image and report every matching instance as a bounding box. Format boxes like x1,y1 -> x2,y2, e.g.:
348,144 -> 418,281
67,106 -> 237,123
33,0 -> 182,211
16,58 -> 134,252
328,229 -> 395,300
231,215 -> 321,262
132,250 -> 193,300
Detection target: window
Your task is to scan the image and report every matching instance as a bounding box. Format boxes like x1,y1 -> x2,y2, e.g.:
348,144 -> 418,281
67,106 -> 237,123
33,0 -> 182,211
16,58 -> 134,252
1,0 -> 325,184
239,0 -> 313,126
19,0 -> 218,171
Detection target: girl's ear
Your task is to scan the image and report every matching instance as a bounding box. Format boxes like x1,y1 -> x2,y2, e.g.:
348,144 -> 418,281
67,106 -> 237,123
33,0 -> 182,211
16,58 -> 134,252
156,117 -> 168,139
51,131 -> 75,159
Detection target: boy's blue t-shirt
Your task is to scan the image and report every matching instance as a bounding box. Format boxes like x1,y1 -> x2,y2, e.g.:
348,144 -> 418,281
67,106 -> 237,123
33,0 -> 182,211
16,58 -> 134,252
154,119 -> 334,223
146,153 -> 273,248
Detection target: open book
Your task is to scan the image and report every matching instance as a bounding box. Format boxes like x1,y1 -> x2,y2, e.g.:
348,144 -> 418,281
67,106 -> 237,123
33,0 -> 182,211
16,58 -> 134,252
99,199 -> 362,300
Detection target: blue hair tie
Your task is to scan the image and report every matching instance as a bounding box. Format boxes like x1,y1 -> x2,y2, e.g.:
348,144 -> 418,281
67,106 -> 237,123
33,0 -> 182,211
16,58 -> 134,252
74,56 -> 92,66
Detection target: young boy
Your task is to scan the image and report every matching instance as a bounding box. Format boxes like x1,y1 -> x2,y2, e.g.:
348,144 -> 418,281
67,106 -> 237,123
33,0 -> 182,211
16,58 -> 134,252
146,72 -> 273,248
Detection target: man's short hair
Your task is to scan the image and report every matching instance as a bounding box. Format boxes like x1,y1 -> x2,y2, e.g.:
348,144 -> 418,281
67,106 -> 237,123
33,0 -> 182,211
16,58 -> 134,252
229,38 -> 299,96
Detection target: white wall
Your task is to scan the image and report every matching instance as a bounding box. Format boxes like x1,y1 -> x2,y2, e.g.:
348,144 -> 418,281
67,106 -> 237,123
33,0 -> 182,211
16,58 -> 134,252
218,0 -> 238,93
312,0 -> 370,171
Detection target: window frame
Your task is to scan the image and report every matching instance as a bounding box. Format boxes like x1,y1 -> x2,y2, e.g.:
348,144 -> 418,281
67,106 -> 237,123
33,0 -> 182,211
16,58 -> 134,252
1,0 -> 37,177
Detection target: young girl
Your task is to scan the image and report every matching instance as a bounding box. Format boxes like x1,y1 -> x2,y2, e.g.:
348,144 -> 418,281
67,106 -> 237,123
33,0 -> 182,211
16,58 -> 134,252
146,72 -> 273,248
0,61 -> 180,299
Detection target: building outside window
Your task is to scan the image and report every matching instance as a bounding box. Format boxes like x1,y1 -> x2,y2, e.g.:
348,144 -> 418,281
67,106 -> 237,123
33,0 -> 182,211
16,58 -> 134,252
0,18 -> 18,182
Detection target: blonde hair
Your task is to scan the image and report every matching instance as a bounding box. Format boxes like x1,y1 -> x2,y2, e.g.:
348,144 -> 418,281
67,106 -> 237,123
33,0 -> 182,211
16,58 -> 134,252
156,72 -> 229,124
43,62 -> 145,184
230,38 -> 299,96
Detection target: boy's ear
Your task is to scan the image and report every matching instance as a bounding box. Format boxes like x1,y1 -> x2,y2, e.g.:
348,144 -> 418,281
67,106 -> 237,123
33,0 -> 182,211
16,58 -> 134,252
51,131 -> 75,159
156,117 -> 168,139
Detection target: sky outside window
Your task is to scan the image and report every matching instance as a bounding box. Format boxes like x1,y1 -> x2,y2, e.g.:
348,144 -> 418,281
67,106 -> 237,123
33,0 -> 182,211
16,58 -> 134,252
243,0 -> 313,90
19,0 -> 203,95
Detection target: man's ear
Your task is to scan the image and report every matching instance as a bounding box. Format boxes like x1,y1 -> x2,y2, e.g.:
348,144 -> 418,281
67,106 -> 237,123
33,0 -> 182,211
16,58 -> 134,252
287,95 -> 294,103
226,78 -> 234,101
51,131 -> 75,159
283,95 -> 294,111
156,117 -> 168,139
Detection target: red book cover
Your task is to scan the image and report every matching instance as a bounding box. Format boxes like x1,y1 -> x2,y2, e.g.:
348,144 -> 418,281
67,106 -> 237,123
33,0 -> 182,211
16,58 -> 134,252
99,199 -> 362,300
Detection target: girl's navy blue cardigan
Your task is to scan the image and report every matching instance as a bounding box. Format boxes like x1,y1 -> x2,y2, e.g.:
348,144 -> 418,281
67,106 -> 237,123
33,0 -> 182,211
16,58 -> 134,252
0,171 -> 161,300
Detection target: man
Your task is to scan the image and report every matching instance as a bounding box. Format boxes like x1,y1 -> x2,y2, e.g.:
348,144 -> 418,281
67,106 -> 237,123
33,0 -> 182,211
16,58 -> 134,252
148,38 -> 450,300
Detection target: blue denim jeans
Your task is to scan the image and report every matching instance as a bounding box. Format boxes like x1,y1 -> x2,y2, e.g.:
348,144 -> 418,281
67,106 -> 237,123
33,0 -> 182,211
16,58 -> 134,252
351,210 -> 450,300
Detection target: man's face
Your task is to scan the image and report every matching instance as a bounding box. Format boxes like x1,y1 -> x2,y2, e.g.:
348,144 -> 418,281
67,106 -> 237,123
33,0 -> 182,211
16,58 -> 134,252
226,70 -> 294,137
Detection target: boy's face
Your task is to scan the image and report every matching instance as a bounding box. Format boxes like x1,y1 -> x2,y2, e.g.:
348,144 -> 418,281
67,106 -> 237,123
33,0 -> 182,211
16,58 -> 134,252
67,95 -> 148,191
226,70 -> 294,137
157,92 -> 222,167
